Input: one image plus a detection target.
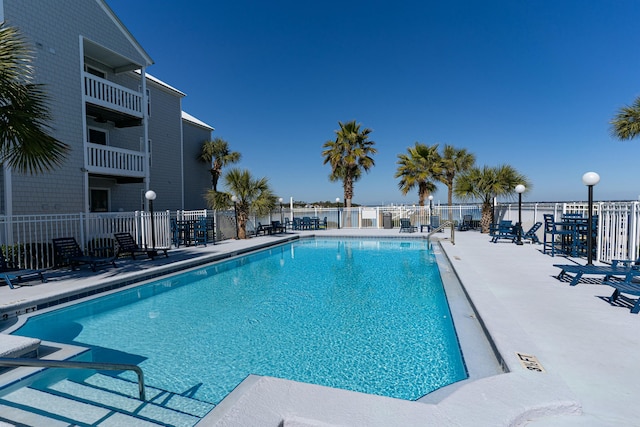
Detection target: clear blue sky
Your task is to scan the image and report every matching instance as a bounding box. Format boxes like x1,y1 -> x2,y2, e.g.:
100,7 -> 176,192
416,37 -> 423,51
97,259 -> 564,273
108,0 -> 640,205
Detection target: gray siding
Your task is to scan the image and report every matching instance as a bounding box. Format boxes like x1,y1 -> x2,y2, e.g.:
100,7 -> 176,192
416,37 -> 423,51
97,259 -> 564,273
183,122 -> 213,210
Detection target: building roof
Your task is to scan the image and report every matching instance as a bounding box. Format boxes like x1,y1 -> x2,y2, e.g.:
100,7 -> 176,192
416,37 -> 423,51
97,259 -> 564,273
182,111 -> 214,131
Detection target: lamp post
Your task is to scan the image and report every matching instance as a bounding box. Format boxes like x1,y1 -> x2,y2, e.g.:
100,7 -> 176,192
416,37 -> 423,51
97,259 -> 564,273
231,195 -> 239,239
428,195 -> 434,230
582,172 -> 600,265
279,197 -> 284,223
145,190 -> 157,256
515,185 -> 525,246
336,197 -> 341,229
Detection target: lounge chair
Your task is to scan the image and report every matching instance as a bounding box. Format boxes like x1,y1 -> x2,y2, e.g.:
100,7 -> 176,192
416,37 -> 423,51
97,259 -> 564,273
0,252 -> 46,289
256,222 -> 273,236
114,232 -> 168,259
554,258 -> 640,287
604,271 -> 640,313
543,214 -> 574,256
458,215 -> 473,231
52,237 -> 117,272
522,222 -> 543,244
489,220 -> 515,243
271,221 -> 286,234
399,218 -> 417,233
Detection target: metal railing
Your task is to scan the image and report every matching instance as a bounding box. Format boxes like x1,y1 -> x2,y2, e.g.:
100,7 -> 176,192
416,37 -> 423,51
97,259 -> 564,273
0,357 -> 146,400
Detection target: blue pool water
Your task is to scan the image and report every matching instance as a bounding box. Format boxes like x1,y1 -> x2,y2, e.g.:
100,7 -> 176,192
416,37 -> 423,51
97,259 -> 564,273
13,238 -> 467,404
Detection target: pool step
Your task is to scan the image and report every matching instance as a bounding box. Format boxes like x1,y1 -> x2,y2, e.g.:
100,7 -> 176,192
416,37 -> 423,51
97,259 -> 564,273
0,373 -> 215,426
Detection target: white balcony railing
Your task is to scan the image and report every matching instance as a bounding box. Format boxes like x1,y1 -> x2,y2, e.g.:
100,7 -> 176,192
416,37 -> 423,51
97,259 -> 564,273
85,142 -> 145,177
84,73 -> 143,117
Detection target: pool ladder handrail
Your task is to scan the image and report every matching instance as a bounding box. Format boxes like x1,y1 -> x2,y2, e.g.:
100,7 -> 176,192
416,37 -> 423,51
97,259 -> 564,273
0,357 -> 146,400
427,220 -> 456,244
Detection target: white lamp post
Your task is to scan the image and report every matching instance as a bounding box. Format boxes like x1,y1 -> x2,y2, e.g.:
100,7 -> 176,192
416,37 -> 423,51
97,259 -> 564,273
582,172 -> 600,265
515,185 -> 526,245
231,195 -> 239,239
279,197 -> 284,222
144,190 -> 157,255
336,197 -> 341,229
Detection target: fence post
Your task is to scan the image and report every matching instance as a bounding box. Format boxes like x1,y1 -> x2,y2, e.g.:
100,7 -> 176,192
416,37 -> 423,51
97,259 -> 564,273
79,212 -> 86,252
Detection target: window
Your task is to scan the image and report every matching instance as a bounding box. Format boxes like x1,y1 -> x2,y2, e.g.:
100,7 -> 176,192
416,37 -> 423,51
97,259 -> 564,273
85,65 -> 106,79
88,127 -> 108,145
90,188 -> 109,212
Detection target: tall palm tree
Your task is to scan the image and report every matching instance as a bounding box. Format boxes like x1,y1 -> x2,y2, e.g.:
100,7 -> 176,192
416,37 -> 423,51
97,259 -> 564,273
395,142 -> 440,206
454,164 -> 530,233
205,168 -> 276,239
437,145 -> 475,218
0,24 -> 68,174
610,96 -> 640,140
199,137 -> 241,192
322,120 -> 377,209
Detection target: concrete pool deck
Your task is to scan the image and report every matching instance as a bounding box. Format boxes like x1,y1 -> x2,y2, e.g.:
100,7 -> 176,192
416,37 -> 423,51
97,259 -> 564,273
0,229 -> 638,426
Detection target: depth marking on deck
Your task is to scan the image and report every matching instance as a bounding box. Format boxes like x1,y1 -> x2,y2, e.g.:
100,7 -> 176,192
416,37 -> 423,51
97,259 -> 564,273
515,352 -> 546,373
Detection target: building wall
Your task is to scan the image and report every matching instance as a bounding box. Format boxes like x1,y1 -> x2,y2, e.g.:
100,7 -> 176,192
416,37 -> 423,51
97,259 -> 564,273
183,122 -> 213,210
2,0 -> 149,214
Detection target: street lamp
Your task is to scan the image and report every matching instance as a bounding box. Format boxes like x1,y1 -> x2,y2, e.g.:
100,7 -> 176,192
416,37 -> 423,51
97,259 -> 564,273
515,185 -> 525,246
279,197 -> 284,223
231,195 -> 239,239
145,190 -> 157,256
582,172 -> 600,265
336,197 -> 341,229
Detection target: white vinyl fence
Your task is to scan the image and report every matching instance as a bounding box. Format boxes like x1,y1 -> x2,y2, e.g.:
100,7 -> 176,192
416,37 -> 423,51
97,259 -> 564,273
2,202 -> 640,269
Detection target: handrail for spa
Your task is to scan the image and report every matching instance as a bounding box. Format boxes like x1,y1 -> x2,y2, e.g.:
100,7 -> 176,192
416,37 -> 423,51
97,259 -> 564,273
0,357 -> 146,400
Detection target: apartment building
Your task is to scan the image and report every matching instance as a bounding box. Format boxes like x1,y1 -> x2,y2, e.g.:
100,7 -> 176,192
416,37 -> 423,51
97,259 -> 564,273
0,0 -> 213,215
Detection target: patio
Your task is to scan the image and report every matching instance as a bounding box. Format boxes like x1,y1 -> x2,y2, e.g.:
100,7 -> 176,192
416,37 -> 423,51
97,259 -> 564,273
0,228 -> 638,426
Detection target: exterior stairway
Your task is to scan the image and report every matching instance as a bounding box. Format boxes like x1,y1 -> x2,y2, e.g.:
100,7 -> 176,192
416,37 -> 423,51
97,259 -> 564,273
0,372 -> 215,426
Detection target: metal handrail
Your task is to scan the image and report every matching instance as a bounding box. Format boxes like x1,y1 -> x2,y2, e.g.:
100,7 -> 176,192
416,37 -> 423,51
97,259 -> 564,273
0,357 -> 146,400
428,220 -> 456,245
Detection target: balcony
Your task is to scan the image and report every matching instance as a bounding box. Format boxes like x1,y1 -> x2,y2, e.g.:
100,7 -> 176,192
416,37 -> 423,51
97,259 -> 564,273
85,142 -> 145,180
84,73 -> 143,127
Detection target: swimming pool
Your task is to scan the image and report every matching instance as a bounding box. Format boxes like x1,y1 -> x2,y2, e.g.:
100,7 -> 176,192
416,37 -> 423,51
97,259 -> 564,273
11,238 -> 467,405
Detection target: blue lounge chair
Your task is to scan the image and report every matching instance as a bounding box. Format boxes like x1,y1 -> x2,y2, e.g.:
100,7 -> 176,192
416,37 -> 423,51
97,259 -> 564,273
554,258 -> 640,286
399,218 -> 417,233
52,237 -> 117,272
543,214 -> 574,256
489,220 -> 515,243
604,272 -> 640,314
0,253 -> 46,289
458,215 -> 473,231
522,222 -> 543,244
114,232 -> 168,259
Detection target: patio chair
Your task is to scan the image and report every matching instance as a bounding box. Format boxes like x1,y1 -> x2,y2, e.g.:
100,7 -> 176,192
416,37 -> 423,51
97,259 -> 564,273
458,215 -> 473,231
399,218 -> 417,233
317,217 -> 328,229
543,214 -> 574,256
554,258 -> 640,287
301,217 -> 312,230
115,232 -> 169,259
489,220 -> 515,243
0,252 -> 46,289
192,218 -> 208,246
52,237 -> 117,272
604,272 -> 640,314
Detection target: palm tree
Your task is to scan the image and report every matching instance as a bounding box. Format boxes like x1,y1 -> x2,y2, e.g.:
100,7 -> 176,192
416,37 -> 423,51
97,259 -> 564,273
395,142 -> 440,206
454,165 -> 530,233
322,120 -> 377,209
610,96 -> 640,140
205,168 -> 276,239
0,24 -> 68,174
199,137 -> 241,192
437,145 -> 475,218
